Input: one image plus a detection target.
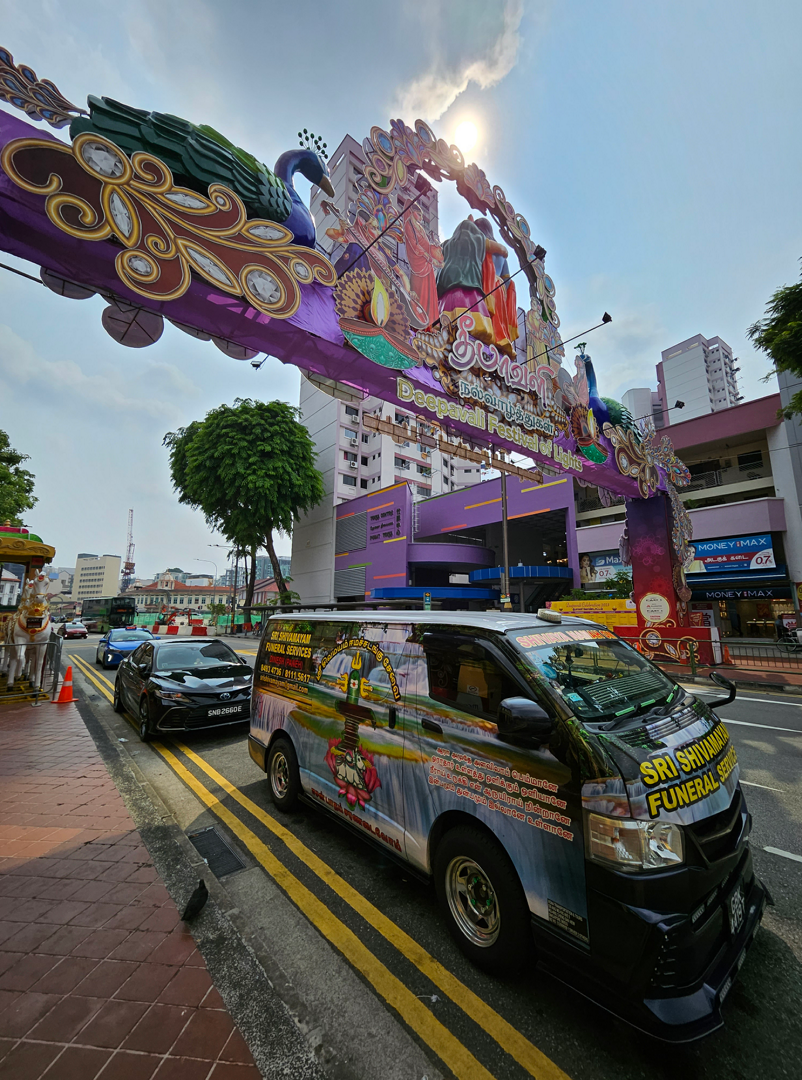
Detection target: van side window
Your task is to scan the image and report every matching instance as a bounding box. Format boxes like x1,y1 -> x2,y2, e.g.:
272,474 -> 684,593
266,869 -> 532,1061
423,640 -> 520,722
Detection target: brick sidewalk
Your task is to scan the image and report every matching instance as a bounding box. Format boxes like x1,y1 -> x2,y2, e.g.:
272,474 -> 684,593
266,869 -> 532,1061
0,699 -> 260,1079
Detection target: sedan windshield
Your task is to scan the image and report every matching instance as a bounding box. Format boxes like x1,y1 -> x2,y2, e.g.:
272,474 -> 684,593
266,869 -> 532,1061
155,642 -> 239,671
109,630 -> 152,642
508,626 -> 675,723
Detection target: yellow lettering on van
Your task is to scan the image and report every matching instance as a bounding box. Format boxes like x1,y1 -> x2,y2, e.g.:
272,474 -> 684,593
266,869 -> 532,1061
647,791 -> 663,818
640,760 -> 660,786
654,756 -> 678,782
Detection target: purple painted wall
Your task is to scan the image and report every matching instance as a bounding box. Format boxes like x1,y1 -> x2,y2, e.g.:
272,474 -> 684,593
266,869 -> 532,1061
334,473 -> 579,598
577,496 -> 788,555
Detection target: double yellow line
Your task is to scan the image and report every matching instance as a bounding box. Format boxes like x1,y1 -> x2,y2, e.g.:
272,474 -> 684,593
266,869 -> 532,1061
67,652 -> 570,1080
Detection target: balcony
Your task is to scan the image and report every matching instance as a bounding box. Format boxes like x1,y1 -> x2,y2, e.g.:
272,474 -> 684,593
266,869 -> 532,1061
576,492 -> 625,514
684,461 -> 773,493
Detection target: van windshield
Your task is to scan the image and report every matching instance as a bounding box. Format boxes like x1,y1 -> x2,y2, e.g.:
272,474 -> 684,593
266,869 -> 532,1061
508,626 -> 675,723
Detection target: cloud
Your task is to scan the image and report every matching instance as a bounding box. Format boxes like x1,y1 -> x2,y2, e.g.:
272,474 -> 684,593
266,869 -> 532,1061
0,323 -> 200,422
393,0 -> 525,121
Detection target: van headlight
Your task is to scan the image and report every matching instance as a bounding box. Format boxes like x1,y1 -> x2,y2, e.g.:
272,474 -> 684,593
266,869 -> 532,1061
586,813 -> 684,871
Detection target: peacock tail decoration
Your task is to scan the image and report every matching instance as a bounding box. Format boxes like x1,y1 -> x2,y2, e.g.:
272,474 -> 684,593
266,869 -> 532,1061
70,98 -> 291,221
69,98 -> 334,245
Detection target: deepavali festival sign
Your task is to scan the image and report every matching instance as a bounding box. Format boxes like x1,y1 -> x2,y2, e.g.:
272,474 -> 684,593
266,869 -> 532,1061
0,45 -> 688,503
0,44 -> 696,628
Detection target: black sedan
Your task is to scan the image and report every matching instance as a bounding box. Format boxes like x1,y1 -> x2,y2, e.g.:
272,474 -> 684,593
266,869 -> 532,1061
114,637 -> 252,741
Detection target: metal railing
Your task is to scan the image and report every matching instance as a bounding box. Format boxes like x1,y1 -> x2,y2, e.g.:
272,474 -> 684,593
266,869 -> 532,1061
0,636 -> 63,702
721,639 -> 802,672
685,462 -> 773,492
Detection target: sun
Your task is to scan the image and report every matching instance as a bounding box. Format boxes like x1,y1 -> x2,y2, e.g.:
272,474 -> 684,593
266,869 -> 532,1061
454,121 -> 478,153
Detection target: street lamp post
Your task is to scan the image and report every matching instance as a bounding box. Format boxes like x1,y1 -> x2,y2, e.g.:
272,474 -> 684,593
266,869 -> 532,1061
192,559 -> 217,624
209,544 -> 232,633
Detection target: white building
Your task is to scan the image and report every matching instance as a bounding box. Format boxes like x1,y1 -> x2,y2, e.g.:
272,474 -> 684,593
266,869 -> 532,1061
71,553 -> 122,601
292,134 -> 485,605
0,568 -> 20,607
655,334 -> 742,422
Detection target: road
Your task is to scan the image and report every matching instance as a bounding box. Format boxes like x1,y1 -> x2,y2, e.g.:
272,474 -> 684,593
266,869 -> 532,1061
61,639 -> 802,1080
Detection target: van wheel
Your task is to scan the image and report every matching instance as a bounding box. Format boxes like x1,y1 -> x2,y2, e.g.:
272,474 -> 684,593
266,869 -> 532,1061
267,736 -> 301,811
434,826 -> 531,973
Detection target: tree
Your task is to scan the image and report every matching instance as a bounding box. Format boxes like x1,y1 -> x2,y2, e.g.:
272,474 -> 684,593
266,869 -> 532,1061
608,570 -> 633,599
0,428 -> 36,525
747,261 -> 802,417
163,399 -> 324,608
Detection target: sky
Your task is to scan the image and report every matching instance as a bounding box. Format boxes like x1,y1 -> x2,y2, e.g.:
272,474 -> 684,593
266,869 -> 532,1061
1,0 -> 801,576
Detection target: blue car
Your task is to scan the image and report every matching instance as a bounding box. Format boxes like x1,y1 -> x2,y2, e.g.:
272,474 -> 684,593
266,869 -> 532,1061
95,627 -> 155,669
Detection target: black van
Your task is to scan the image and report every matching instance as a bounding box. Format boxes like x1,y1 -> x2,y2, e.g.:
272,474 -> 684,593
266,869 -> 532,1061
248,609 -> 766,1040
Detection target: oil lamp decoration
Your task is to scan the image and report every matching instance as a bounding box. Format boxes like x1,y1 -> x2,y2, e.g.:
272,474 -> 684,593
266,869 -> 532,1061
334,269 -> 419,369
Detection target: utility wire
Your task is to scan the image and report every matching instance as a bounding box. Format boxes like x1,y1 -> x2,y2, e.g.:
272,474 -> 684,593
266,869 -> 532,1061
0,261 -> 42,284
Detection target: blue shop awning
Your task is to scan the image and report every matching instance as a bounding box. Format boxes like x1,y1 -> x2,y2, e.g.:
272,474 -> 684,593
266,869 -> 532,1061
469,565 -> 573,583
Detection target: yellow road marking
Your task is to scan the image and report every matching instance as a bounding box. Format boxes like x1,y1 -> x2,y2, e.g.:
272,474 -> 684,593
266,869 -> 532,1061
235,649 -> 258,656
175,744 -> 570,1080
70,654 -> 570,1080
69,653 -> 115,702
153,743 -> 495,1080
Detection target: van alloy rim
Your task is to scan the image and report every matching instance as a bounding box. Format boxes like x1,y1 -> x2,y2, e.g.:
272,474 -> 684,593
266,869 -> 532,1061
271,750 -> 289,797
445,856 -> 500,947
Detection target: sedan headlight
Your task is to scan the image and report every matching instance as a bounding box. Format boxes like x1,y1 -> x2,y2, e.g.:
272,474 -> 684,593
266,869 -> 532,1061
160,691 -> 187,701
586,813 -> 684,871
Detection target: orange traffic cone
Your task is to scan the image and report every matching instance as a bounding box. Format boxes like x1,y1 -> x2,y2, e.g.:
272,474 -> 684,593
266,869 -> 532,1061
56,665 -> 77,703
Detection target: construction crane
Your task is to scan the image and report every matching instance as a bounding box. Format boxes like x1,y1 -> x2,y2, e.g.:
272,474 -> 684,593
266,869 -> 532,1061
121,509 -> 135,592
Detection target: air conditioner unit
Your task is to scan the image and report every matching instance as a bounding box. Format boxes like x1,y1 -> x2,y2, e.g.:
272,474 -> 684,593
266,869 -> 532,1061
348,439 -> 358,447
349,461 -> 358,469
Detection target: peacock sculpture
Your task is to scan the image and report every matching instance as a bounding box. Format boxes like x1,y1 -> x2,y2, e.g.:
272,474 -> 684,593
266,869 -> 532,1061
576,345 -> 638,436
69,97 -> 334,247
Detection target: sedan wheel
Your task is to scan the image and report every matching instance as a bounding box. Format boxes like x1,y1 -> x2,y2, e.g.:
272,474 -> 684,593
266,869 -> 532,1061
138,697 -> 153,742
113,681 -> 124,714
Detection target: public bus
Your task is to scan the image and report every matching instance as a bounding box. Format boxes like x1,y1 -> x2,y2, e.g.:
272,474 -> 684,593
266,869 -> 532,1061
81,596 -> 138,633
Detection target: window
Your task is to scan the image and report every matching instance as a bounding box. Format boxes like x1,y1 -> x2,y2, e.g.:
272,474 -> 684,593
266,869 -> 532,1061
416,484 -> 429,495
343,428 -> 358,440
423,637 -> 520,722
394,456 -> 409,469
342,474 -> 357,487
360,479 -> 368,489
361,455 -> 368,465
362,434 -> 370,444
344,406 -> 359,420
344,451 -> 357,463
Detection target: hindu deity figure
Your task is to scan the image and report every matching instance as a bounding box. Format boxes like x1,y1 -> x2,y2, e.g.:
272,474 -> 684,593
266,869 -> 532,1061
402,201 -> 443,328
436,216 -> 515,356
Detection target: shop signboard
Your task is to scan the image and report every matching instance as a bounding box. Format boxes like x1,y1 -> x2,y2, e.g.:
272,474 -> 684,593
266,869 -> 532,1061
686,534 -> 775,574
691,587 -> 791,601
579,551 -> 625,584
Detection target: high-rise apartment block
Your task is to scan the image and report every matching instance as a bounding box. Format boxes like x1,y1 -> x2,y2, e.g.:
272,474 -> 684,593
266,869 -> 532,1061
656,334 -> 742,422
293,135 -> 486,603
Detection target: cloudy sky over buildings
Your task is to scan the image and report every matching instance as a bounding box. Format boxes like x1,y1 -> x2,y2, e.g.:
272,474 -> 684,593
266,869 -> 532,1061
1,0 -> 800,574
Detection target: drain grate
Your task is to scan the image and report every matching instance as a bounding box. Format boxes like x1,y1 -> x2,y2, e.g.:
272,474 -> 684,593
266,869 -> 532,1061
187,826 -> 245,877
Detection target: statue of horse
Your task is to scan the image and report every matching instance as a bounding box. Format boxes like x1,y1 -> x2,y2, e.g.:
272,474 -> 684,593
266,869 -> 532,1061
2,573 -> 52,691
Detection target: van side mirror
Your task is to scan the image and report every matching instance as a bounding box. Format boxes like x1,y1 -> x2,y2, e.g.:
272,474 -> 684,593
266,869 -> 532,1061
497,697 -> 554,747
708,670 -> 736,705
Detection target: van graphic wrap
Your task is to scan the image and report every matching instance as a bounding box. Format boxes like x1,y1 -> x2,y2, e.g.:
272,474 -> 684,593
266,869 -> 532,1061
399,639 -> 589,942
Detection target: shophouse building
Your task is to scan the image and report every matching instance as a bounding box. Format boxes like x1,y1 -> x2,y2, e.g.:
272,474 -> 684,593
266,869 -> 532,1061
576,391 -> 802,637
128,572 -> 230,614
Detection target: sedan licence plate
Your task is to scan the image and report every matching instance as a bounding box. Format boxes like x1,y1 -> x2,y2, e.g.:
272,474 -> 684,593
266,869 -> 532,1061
727,882 -> 745,937
207,704 -> 247,717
